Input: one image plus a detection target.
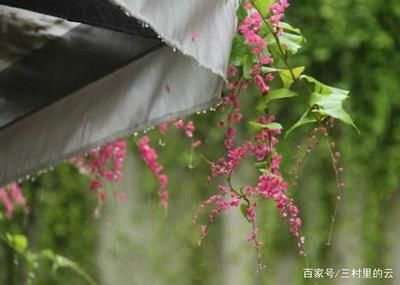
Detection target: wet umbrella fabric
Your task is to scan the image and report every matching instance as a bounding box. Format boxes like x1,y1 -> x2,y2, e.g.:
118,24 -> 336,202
0,0 -> 237,185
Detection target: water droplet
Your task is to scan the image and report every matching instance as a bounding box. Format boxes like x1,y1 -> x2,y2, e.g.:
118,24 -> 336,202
93,207 -> 101,219
158,139 -> 166,147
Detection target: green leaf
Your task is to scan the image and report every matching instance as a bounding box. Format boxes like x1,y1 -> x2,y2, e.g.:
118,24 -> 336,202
242,55 -> 253,79
279,32 -> 305,54
279,66 -> 305,88
249,121 -> 283,131
236,2 -> 247,23
6,233 -> 28,254
257,88 -> 299,111
287,75 -> 359,135
41,250 -> 97,285
14,235 -> 28,253
240,204 -> 249,220
261,66 -> 282,73
230,35 -> 250,66
301,75 -> 360,133
286,110 -> 317,136
254,161 -> 268,168
253,0 -> 275,17
300,75 -> 332,94
279,22 -> 302,35
310,91 -> 359,132
264,122 -> 283,130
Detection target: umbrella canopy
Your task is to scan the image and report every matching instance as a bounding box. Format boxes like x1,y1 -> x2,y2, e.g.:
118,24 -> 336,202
0,0 -> 237,185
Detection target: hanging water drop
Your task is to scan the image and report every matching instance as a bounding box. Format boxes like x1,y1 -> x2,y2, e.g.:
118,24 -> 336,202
93,207 -> 101,219
158,138 -> 166,147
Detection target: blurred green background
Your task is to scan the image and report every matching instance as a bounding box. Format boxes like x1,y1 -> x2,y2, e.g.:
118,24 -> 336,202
1,0 -> 400,284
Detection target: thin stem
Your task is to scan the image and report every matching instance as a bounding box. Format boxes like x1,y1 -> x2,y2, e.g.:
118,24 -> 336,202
325,138 -> 342,246
188,138 -> 194,169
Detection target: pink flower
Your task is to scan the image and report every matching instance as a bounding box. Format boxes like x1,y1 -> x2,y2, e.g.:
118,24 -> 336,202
255,75 -> 270,94
251,64 -> 261,75
192,140 -> 202,148
265,73 -> 274,81
137,136 -> 169,208
228,112 -> 243,123
227,65 -> 238,77
269,0 -> 290,33
174,119 -> 185,129
0,188 -> 14,219
185,121 -> 195,138
89,180 -> 103,191
159,174 -> 168,189
9,183 -> 26,205
246,206 -> 256,222
0,183 -> 27,219
226,127 -> 236,139
159,190 -> 169,208
247,227 -> 259,242
159,123 -> 168,134
260,55 -> 273,65
70,138 -> 127,198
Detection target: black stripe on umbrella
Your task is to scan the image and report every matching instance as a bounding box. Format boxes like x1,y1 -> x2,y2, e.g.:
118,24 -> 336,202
0,0 -> 157,36
0,1 -> 164,129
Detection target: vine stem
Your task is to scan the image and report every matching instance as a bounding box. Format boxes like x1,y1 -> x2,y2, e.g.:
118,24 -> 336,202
325,138 -> 342,246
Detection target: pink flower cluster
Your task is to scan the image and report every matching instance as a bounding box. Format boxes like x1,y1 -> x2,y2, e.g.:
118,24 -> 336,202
173,119 -> 196,138
270,0 -> 289,34
238,3 -> 275,95
70,139 -> 127,201
0,183 -> 27,219
160,119 -> 199,141
137,136 -> 169,207
152,119 -> 201,207
194,185 -> 242,244
196,112 -> 303,258
239,10 -> 265,55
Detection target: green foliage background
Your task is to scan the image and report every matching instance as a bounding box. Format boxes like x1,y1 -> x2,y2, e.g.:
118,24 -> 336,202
1,1 -> 399,284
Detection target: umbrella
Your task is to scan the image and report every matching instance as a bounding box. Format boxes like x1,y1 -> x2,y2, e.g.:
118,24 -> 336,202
0,0 -> 237,185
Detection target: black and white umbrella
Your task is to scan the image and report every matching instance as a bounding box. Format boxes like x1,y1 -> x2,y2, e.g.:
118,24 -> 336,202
0,0 -> 237,185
